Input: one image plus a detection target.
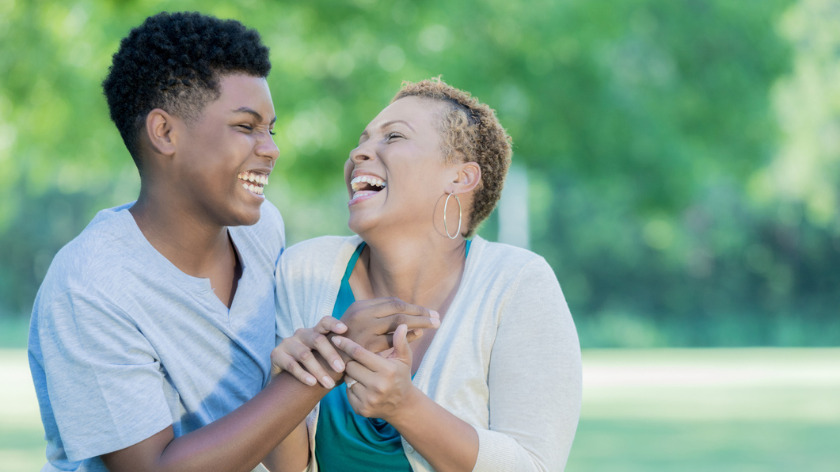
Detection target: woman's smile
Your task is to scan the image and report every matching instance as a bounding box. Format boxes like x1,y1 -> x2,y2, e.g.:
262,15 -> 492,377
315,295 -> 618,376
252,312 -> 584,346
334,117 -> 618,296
348,174 -> 387,206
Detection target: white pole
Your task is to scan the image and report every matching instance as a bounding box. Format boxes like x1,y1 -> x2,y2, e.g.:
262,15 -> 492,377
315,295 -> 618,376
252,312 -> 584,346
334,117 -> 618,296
498,164 -> 529,249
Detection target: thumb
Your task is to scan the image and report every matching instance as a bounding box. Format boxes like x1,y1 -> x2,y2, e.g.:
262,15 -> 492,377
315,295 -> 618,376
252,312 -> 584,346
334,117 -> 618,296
391,324 -> 413,365
317,316 -> 348,335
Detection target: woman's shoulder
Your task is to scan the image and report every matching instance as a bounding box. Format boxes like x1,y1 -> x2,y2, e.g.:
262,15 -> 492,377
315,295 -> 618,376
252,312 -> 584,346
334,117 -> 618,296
281,234 -> 362,267
471,236 -> 547,269
468,237 -> 559,291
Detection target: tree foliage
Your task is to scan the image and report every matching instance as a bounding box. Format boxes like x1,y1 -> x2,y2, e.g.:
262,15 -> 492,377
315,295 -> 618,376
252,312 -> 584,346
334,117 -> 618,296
2,0 -> 834,346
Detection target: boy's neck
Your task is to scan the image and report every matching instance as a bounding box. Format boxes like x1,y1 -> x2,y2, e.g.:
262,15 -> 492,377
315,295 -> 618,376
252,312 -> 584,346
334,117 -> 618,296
130,193 -> 233,277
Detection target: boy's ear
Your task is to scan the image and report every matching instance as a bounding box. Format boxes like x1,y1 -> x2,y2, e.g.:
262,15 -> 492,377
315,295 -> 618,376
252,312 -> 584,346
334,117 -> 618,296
449,161 -> 481,194
145,108 -> 177,156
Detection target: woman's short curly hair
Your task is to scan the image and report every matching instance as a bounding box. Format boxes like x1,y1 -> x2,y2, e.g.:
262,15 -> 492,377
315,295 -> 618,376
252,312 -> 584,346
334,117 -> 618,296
102,11 -> 271,170
392,78 -> 512,238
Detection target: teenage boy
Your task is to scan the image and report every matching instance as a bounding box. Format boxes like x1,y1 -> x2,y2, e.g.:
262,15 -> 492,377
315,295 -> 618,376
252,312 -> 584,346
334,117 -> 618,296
28,12 -> 434,472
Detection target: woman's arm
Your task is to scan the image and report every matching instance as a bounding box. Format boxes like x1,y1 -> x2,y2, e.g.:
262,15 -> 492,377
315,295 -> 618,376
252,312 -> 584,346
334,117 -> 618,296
333,326 -> 478,472
475,257 -> 582,470
260,421 -> 309,472
333,257 -> 582,472
264,300 -> 441,470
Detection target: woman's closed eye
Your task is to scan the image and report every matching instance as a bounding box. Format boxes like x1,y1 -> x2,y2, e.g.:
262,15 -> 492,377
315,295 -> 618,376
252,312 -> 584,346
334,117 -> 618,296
385,132 -> 404,142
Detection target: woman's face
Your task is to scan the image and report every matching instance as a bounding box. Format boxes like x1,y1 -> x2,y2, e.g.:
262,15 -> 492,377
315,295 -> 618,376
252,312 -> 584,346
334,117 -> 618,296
344,96 -> 458,237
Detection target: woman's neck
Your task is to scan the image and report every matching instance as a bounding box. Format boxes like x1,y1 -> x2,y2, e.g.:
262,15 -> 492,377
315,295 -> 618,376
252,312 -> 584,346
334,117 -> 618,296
353,235 -> 469,315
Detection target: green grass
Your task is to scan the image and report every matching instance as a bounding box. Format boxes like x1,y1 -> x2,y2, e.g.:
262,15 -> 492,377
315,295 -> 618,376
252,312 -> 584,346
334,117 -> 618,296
2,348 -> 838,471
0,317 -> 29,349
567,348 -> 840,471
569,419 -> 838,471
0,349 -> 45,471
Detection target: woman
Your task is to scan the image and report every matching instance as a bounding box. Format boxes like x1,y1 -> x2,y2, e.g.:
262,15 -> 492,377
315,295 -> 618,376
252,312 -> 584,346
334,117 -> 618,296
273,78 -> 581,471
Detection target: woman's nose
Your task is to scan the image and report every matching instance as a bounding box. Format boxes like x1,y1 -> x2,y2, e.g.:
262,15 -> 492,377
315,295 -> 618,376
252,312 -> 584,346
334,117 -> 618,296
349,142 -> 373,164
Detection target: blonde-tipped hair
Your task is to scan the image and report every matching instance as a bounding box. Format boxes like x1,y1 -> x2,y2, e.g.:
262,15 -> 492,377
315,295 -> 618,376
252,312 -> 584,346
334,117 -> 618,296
392,77 -> 512,237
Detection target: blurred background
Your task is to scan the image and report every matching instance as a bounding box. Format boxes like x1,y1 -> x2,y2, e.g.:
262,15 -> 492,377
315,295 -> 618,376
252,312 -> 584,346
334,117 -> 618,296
1,0 -> 838,470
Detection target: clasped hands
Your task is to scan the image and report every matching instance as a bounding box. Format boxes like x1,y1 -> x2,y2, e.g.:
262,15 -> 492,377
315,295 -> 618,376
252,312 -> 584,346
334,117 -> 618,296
272,297 -> 439,420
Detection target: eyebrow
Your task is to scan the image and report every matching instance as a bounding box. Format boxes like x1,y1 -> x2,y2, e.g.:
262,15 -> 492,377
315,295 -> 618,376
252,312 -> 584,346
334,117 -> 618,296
233,107 -> 277,125
359,119 -> 415,141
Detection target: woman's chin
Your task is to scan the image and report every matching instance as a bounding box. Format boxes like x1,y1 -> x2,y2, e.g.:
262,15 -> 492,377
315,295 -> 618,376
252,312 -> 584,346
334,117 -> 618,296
347,215 -> 370,236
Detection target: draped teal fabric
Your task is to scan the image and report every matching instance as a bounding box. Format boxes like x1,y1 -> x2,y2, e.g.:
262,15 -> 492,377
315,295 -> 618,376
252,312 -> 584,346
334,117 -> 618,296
315,240 -> 470,471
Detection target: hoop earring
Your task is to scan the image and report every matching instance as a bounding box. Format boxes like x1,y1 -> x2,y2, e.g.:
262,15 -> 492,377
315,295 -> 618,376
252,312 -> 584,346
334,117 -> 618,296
443,193 -> 462,240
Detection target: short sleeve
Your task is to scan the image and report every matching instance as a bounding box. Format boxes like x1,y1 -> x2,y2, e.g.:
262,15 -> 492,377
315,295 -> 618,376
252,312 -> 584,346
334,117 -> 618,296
37,287 -> 173,461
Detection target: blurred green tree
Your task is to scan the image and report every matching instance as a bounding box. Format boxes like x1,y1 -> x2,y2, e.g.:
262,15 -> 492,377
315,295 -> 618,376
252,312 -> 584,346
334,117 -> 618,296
3,0 -> 835,347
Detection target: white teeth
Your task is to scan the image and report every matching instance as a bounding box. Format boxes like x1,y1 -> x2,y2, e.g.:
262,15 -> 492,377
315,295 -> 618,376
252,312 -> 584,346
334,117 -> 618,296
239,172 -> 269,188
350,175 -> 386,192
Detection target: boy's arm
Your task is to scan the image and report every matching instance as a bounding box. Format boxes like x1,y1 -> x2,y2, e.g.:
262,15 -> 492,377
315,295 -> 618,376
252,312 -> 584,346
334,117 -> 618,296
101,369 -> 339,472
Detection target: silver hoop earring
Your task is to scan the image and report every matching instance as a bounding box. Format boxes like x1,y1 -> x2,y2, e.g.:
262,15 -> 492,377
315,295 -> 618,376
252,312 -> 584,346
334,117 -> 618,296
443,193 -> 462,240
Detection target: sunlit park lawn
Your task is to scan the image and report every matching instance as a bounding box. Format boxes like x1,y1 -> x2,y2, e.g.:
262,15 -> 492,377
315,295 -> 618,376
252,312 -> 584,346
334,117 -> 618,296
2,335 -> 838,471
568,348 -> 840,471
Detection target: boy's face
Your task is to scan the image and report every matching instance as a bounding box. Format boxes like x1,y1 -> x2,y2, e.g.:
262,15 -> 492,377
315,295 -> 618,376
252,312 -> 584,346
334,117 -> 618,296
171,74 -> 278,227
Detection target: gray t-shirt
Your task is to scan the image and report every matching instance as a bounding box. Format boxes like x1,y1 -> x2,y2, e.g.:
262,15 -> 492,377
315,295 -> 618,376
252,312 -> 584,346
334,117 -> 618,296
28,201 -> 285,471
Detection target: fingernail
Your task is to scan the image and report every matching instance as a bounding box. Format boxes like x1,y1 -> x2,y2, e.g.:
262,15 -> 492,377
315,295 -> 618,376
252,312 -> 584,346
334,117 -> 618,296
332,337 -> 342,346
333,359 -> 345,371
322,376 -> 335,388
305,375 -> 316,386
431,318 -> 441,327
337,322 -> 347,330
430,310 -> 440,319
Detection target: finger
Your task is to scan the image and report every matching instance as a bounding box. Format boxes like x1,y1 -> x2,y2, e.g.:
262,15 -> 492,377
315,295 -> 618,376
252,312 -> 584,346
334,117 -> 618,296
287,341 -> 336,389
358,298 -> 439,323
404,328 -> 423,344
385,313 -> 440,334
344,375 -> 365,413
341,359 -> 379,397
299,353 -> 336,389
311,332 -> 346,373
345,376 -> 358,389
391,324 -> 413,365
332,336 -> 386,372
271,344 -> 301,377
314,316 -> 348,335
274,352 -> 317,386
377,347 -> 396,359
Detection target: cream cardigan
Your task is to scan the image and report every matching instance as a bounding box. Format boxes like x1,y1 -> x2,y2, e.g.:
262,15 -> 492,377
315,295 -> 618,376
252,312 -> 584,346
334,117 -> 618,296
275,235 -> 581,471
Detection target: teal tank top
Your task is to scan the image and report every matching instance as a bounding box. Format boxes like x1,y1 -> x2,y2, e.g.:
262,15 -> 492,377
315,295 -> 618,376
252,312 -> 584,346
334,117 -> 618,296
315,240 -> 470,471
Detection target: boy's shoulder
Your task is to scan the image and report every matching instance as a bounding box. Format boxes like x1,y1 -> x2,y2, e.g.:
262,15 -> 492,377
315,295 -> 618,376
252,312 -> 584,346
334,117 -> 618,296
48,203 -> 138,278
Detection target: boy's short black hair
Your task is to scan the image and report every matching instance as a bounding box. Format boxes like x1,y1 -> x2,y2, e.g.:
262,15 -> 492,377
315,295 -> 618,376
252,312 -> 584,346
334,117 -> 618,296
102,11 -> 271,170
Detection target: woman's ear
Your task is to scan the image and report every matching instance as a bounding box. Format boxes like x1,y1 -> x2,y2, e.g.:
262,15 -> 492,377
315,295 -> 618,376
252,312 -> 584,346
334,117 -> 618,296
145,108 -> 177,156
450,161 -> 482,194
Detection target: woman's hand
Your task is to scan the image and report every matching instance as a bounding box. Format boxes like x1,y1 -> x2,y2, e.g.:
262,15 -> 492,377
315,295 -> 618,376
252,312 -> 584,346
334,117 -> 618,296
271,316 -> 348,388
340,298 -> 440,354
272,298 -> 437,389
331,324 -> 420,423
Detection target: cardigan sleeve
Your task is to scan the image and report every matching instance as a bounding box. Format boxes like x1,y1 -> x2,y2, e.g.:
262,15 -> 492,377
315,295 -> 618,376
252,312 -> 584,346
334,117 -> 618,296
275,252 -> 307,343
474,256 -> 582,471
